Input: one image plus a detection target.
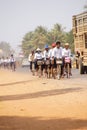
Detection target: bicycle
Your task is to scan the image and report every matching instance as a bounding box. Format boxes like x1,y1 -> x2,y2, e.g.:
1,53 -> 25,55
45,59 -> 51,78
56,58 -> 62,80
37,60 -> 43,78
64,57 -> 71,78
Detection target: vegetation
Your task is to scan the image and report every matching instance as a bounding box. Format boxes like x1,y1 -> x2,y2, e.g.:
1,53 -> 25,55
0,41 -> 12,57
21,23 -> 74,56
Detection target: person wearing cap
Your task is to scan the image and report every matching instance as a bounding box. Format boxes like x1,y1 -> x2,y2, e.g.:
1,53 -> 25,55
34,48 -> 43,75
34,48 -> 43,60
43,44 -> 50,76
43,44 -> 49,60
62,43 -> 72,75
62,43 -> 71,57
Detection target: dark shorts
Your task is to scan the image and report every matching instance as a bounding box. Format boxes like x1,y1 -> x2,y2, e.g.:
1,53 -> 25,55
35,60 -> 43,71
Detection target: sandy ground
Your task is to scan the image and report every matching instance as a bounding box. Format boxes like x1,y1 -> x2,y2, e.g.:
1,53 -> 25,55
0,68 -> 87,130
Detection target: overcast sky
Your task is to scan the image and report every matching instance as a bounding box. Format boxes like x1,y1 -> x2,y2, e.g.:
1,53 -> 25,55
0,0 -> 86,51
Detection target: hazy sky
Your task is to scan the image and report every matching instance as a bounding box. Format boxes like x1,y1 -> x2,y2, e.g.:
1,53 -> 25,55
0,0 -> 86,51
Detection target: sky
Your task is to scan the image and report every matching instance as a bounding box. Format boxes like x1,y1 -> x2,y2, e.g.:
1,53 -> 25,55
0,0 -> 87,52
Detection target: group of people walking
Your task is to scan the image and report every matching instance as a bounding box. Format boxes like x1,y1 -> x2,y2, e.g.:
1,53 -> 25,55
0,54 -> 16,71
28,41 -> 72,79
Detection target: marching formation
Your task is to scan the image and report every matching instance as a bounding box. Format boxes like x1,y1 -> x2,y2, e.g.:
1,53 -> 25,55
28,41 -> 72,79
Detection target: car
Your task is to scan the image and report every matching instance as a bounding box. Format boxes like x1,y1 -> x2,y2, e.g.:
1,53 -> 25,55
21,58 -> 30,67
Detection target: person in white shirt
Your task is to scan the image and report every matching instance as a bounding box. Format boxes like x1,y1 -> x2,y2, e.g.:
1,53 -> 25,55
34,48 -> 43,73
10,54 -> 16,71
62,43 -> 71,57
1,57 -> 4,67
28,51 -> 34,71
43,44 -> 49,61
49,43 -> 56,61
52,41 -> 62,68
4,57 -> 9,69
34,48 -> 43,60
62,43 -> 72,75
43,44 -> 51,75
0,58 -> 1,68
48,43 -> 56,77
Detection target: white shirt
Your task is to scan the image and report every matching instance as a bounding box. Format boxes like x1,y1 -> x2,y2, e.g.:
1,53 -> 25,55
52,47 -> 62,59
28,53 -> 34,62
10,57 -> 16,62
34,52 -> 43,60
4,59 -> 7,63
43,50 -> 49,60
1,58 -> 4,63
62,48 -> 71,57
7,59 -> 10,63
48,49 -> 54,60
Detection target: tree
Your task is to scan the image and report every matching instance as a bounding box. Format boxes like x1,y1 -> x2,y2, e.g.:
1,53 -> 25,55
32,26 -> 48,49
0,41 -> 12,57
21,24 -> 74,56
22,26 -> 48,56
22,31 -> 34,56
50,23 -> 66,43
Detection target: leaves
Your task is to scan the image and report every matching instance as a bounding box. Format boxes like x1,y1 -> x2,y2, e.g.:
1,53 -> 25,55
21,24 -> 74,56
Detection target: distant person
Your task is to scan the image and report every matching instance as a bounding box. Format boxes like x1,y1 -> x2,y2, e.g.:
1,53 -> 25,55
0,58 -> 1,68
28,51 -> 35,72
1,57 -> 4,68
75,51 -> 80,69
34,48 -> 43,75
10,54 -> 16,71
62,43 -> 72,76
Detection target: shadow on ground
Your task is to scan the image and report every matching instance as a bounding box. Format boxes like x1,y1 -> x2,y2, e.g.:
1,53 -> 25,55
0,116 -> 87,130
0,87 -> 82,102
0,80 -> 33,86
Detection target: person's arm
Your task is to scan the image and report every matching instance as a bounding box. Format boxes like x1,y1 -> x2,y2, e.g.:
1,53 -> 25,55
60,48 -> 62,59
28,54 -> 31,62
48,50 -> 51,58
62,48 -> 65,57
52,48 -> 56,58
43,51 -> 46,60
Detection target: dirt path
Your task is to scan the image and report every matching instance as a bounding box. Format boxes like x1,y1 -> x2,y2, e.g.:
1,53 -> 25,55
0,69 -> 87,130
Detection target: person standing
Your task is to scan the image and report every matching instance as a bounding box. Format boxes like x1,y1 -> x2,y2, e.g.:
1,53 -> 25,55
52,41 -> 63,77
28,51 -> 34,72
10,54 -> 16,71
62,43 -> 72,75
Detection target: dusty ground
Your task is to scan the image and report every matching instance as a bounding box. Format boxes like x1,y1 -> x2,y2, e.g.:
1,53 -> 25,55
0,68 -> 87,130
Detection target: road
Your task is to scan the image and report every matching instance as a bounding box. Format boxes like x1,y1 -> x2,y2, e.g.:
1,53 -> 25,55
0,68 -> 87,130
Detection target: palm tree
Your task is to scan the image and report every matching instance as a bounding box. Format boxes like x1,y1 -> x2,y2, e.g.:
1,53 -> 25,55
50,23 -> 66,43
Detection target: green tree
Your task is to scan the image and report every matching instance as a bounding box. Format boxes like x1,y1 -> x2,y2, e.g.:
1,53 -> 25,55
50,23 -> 66,43
22,31 -> 34,56
21,24 -> 74,56
22,26 -> 48,56
32,26 -> 48,49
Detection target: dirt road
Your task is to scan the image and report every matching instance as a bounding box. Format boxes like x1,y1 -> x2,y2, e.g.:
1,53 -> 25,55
0,68 -> 87,130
